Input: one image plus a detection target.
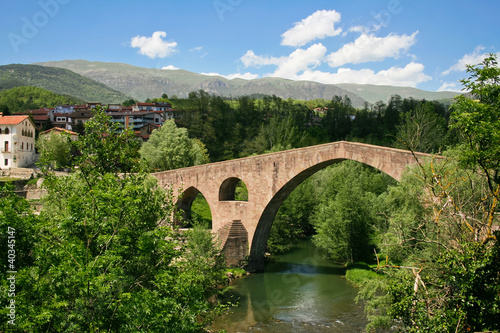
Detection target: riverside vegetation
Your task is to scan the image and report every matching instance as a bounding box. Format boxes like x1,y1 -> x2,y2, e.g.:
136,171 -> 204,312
1,55 -> 499,332
0,110 -> 228,332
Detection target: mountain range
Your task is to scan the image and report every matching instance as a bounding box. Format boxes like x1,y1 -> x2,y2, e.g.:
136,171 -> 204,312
0,60 -> 461,107
34,60 -> 460,107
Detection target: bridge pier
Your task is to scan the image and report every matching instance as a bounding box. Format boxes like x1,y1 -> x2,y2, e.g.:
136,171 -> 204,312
218,220 -> 248,266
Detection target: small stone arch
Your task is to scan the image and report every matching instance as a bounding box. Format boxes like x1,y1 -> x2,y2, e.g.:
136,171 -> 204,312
175,186 -> 212,228
219,177 -> 248,201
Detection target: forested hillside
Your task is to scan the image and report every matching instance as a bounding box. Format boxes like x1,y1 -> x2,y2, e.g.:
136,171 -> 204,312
0,64 -> 129,103
0,86 -> 84,114
169,91 -> 454,163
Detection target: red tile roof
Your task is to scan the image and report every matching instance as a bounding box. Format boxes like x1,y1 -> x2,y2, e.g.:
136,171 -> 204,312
0,115 -> 30,125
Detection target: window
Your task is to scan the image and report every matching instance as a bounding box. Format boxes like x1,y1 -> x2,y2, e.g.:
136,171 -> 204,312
4,141 -> 8,152
0,128 -> 2,134
5,128 -> 9,134
21,142 -> 24,150
4,159 -> 8,166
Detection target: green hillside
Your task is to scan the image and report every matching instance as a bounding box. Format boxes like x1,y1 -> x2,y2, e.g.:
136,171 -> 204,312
0,86 -> 85,114
0,64 -> 130,104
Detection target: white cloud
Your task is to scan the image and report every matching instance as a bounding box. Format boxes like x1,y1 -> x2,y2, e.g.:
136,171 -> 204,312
438,81 -> 462,92
130,31 -> 178,59
189,46 -> 203,52
225,72 -> 260,80
293,62 -> 431,87
271,43 -> 328,78
442,46 -> 489,75
281,10 -> 342,47
161,65 -> 179,70
326,31 -> 418,67
348,24 -> 381,34
201,72 -> 259,80
240,50 -> 285,68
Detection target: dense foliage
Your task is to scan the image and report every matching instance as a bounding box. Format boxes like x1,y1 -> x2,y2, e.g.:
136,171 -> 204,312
0,109 -> 227,332
174,91 -> 452,163
0,86 -> 84,114
139,119 -> 209,171
36,131 -> 74,170
350,55 -> 500,333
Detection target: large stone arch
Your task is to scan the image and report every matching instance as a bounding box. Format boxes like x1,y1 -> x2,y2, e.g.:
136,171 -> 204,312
247,158 -> 390,271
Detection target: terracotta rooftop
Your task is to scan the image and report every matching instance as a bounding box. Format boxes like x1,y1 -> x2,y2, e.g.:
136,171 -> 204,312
0,114 -> 30,125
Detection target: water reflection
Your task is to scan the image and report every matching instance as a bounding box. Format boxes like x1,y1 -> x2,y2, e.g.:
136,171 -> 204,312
211,239 -> 367,332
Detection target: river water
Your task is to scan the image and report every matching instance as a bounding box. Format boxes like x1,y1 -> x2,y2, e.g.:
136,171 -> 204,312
211,238 -> 367,332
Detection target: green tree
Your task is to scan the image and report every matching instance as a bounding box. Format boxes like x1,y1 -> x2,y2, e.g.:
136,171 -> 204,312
395,101 -> 447,153
312,161 -> 393,264
139,119 -> 209,171
451,54 -> 500,197
357,56 -> 500,332
36,131 -> 73,170
0,109 -> 226,332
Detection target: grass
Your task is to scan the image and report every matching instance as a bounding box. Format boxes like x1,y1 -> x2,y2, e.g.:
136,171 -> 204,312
345,262 -> 385,286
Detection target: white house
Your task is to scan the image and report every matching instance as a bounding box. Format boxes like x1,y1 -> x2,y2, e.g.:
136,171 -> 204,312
0,113 -> 37,168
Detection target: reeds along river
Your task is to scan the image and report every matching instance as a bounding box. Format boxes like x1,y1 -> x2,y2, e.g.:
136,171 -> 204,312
211,238 -> 367,332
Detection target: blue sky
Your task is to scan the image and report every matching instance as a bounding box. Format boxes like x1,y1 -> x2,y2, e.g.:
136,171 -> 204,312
1,0 -> 499,92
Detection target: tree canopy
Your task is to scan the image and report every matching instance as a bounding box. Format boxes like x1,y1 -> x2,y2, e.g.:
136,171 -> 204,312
139,119 -> 209,171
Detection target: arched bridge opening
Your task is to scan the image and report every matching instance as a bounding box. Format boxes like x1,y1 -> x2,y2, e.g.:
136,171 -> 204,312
175,186 -> 212,229
247,158 -> 395,272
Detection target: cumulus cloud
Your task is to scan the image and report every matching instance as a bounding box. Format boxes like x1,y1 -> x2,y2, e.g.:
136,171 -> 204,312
438,81 -> 461,92
201,72 -> 259,80
271,43 -> 328,78
281,10 -> 342,47
161,65 -> 179,70
442,46 -> 490,75
292,62 -> 431,87
240,50 -> 285,68
326,31 -> 418,67
130,31 -> 178,59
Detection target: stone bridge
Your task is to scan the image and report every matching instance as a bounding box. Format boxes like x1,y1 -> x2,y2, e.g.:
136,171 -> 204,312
152,141 -> 432,271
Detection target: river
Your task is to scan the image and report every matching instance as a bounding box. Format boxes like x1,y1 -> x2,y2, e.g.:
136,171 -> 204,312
211,238 -> 367,332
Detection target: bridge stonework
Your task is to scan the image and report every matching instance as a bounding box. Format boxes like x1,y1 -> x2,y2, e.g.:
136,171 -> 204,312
152,141 -> 431,271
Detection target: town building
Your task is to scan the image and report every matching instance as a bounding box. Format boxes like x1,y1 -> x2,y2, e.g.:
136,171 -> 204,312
0,113 -> 37,168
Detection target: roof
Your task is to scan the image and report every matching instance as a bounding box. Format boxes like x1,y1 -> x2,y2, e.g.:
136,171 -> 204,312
0,114 -> 30,125
39,127 -> 79,136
